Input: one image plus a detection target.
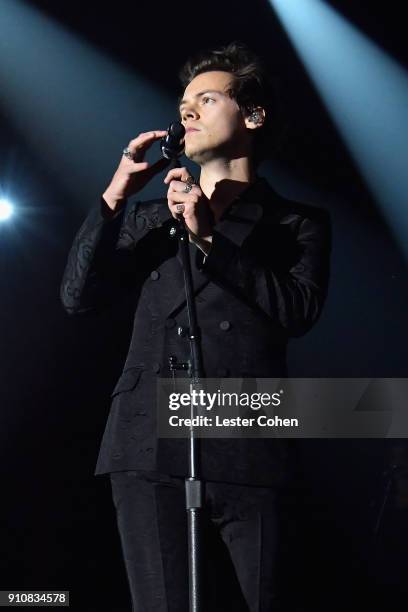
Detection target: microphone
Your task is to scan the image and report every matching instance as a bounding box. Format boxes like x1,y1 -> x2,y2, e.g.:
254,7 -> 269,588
160,121 -> 185,160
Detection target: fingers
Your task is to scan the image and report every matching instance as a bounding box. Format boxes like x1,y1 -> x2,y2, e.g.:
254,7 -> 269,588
127,130 -> 168,162
164,168 -> 201,225
163,166 -> 195,185
166,174 -> 200,210
167,189 -> 201,223
167,185 -> 194,219
168,199 -> 189,221
167,189 -> 199,203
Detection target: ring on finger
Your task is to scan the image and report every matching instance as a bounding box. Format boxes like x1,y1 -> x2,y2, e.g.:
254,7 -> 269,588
176,204 -> 185,213
123,146 -> 135,161
182,175 -> 196,193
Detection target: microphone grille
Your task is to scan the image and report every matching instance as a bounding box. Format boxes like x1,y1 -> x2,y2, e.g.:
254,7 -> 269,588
169,122 -> 185,139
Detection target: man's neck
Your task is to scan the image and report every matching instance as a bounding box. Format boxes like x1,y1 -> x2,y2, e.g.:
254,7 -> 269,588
198,157 -> 257,222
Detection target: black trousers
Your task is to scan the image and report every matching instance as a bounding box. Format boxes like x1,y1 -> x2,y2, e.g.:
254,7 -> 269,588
110,471 -> 280,612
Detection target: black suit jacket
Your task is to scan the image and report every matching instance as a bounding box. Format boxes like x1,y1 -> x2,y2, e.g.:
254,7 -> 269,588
60,177 -> 331,485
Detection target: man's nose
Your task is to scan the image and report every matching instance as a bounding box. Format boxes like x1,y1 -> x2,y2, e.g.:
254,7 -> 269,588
183,106 -> 199,120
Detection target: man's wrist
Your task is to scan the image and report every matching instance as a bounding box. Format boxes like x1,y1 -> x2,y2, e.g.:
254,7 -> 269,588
102,189 -> 125,211
100,195 -> 126,219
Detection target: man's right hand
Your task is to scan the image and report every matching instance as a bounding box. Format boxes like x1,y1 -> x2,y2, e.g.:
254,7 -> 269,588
102,130 -> 170,210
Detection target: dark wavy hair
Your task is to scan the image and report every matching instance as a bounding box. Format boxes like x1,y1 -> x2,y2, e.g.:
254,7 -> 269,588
179,42 -> 282,166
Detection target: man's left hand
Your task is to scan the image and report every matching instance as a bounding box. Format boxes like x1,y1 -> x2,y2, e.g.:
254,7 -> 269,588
164,167 -> 214,241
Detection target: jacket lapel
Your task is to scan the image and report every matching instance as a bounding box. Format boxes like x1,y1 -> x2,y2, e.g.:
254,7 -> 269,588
166,179 -> 266,317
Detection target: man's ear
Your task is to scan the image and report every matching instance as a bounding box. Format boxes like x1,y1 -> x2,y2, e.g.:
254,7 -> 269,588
244,106 -> 266,130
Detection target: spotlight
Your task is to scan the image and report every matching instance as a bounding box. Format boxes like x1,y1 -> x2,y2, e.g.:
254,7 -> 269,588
0,198 -> 14,221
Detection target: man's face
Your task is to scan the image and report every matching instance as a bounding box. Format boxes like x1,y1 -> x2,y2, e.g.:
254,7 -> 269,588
178,71 -> 249,164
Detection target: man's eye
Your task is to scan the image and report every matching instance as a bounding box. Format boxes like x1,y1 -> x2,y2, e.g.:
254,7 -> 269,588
202,97 -> 214,104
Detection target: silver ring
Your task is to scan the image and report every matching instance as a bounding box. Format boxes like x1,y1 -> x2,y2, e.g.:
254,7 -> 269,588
182,176 -> 196,193
176,204 -> 185,213
123,146 -> 134,161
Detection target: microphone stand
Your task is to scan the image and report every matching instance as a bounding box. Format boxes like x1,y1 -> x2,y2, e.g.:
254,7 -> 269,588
167,156 -> 205,612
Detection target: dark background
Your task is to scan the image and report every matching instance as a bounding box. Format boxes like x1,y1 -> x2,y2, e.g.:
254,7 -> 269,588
0,1 -> 407,610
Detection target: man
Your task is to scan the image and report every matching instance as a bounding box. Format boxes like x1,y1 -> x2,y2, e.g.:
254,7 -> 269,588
61,43 -> 331,611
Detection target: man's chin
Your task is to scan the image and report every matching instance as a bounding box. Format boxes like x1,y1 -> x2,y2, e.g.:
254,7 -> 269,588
185,146 -> 214,165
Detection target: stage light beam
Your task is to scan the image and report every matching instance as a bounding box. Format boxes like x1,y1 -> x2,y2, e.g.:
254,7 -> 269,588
0,0 -> 174,206
269,0 -> 408,261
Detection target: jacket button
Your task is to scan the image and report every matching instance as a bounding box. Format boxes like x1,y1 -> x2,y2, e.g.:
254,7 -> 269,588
152,362 -> 161,373
150,270 -> 160,280
165,318 -> 176,329
217,367 -> 230,377
219,320 -> 231,331
178,326 -> 188,337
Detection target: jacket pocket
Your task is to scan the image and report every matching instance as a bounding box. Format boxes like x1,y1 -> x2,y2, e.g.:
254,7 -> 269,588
111,367 -> 143,397
110,367 -> 147,420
